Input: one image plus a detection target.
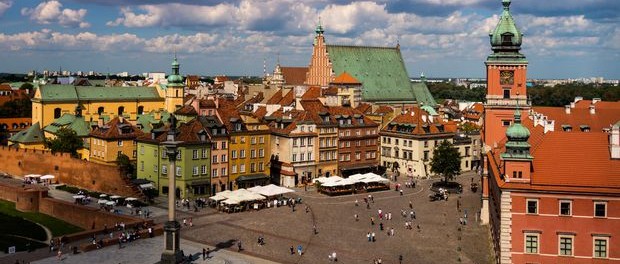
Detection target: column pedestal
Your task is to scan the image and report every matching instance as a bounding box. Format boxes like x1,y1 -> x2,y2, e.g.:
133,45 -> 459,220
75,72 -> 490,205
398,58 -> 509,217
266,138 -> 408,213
159,220 -> 183,264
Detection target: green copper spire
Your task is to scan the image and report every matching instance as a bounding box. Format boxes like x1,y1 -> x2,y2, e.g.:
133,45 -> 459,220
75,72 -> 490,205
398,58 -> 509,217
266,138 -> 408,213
502,99 -> 532,160
490,0 -> 522,51
315,16 -> 324,35
167,55 -> 183,85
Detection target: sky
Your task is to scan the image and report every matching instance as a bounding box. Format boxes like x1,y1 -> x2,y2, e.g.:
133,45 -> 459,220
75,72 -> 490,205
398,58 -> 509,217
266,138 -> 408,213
0,0 -> 618,79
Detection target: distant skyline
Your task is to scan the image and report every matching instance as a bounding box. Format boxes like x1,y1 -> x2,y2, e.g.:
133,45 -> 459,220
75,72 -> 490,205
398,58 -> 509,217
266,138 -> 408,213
0,0 -> 618,79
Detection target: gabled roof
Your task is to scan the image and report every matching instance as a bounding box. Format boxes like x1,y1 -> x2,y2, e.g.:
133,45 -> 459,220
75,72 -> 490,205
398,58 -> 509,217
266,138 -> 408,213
266,89 -> 283,104
326,106 -> 378,127
382,107 -> 456,136
9,122 -> 44,144
326,45 -> 421,103
331,72 -> 360,84
356,103 -> 372,113
90,117 -> 144,140
280,67 -> 309,86
174,105 -> 198,116
279,89 -> 295,106
533,101 -> 620,132
412,82 -> 437,106
43,114 -> 91,137
301,86 -> 321,101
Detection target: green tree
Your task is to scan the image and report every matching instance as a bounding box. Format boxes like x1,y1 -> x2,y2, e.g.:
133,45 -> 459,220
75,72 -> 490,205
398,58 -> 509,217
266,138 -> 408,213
430,140 -> 462,183
19,83 -> 34,91
44,128 -> 83,158
116,153 -> 136,179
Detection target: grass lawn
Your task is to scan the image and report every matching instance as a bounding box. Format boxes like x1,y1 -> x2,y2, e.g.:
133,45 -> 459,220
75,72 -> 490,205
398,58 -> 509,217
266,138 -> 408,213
0,213 -> 47,241
0,200 -> 83,237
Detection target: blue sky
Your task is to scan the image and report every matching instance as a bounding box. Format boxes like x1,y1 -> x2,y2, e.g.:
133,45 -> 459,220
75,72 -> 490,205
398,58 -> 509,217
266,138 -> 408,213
0,0 -> 618,79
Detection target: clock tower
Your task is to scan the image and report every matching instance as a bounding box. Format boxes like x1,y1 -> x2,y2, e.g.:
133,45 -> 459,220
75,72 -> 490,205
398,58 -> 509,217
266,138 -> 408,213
484,0 -> 529,148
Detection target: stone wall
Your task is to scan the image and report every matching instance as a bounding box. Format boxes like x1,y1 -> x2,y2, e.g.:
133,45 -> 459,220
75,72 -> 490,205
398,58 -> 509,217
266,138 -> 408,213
0,146 -> 135,196
39,197 -> 141,230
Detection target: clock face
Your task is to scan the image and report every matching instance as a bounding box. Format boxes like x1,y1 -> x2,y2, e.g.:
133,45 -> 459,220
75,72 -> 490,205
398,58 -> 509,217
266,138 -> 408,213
500,71 -> 514,85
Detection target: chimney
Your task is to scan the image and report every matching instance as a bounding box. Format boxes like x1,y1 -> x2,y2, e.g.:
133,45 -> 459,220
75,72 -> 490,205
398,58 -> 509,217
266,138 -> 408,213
565,105 -> 571,114
592,98 -> 601,104
611,124 -> 620,159
570,102 -> 575,108
589,104 -> 595,114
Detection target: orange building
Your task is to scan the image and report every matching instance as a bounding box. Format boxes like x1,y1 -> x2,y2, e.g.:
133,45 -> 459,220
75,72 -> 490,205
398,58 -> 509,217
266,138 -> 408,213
483,2 -> 620,264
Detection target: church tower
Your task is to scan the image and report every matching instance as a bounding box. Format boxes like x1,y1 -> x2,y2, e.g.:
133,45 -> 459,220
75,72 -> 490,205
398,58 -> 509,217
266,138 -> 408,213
165,56 -> 185,113
483,0 -> 529,147
305,19 -> 332,87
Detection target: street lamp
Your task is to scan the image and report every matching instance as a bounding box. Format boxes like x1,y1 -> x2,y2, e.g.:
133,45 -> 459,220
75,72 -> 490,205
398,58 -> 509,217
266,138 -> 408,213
160,115 -> 184,264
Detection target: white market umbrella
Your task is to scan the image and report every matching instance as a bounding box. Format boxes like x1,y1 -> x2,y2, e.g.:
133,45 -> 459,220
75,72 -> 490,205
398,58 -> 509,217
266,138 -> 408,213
25,174 -> 41,178
105,201 -> 115,206
40,175 -> 55,180
97,199 -> 108,204
109,195 -> 122,199
221,198 -> 241,205
125,197 -> 138,201
99,194 -> 108,198
72,195 -> 85,199
209,195 -> 227,202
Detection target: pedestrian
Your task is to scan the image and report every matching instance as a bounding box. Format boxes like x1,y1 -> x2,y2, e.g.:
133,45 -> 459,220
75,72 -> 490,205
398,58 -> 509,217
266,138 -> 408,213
313,225 -> 318,235
118,238 -> 122,249
57,249 -> 62,260
183,218 -> 187,227
148,227 -> 153,238
202,248 -> 207,260
409,201 -> 413,209
332,251 -> 337,262
399,254 -> 403,264
305,205 -> 309,213
410,211 -> 414,220
413,211 -> 416,219
371,217 -> 375,225
238,240 -> 242,252
390,227 -> 394,236
388,212 -> 392,220
367,202 -> 371,209
290,245 -> 294,255
372,232 -> 376,242
459,217 -> 463,225
417,224 -> 421,231
297,245 -> 303,255
379,222 -> 384,231
371,195 -> 374,203
355,199 -> 358,206
400,189 -> 403,196
367,232 -> 371,242
189,217 -> 193,227
355,214 -> 359,221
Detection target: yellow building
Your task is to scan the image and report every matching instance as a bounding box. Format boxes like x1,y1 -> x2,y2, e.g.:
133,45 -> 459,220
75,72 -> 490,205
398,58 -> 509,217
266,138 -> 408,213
89,117 -> 144,165
31,57 -> 186,129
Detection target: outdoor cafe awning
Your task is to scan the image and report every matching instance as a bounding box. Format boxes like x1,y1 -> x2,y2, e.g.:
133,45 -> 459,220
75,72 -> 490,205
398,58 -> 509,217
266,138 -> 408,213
236,174 -> 269,183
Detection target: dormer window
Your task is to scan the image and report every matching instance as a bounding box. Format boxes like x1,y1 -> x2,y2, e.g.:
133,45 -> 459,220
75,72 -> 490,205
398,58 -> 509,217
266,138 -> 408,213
579,125 -> 590,132
234,123 -> 242,131
358,118 -> 364,124
561,125 -> 572,132
501,33 -> 514,45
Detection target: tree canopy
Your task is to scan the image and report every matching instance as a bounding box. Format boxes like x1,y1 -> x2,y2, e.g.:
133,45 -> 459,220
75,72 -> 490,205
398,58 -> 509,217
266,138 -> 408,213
44,128 -> 83,158
430,140 -> 462,183
116,153 -> 136,179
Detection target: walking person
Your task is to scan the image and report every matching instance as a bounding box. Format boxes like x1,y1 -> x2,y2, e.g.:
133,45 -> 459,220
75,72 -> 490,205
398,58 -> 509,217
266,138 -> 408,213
202,248 -> 207,260
313,224 -> 318,235
297,245 -> 303,255
237,240 -> 242,252
290,245 -> 294,255
367,232 -> 371,242
399,255 -> 403,264
372,232 -> 376,242
355,214 -> 359,221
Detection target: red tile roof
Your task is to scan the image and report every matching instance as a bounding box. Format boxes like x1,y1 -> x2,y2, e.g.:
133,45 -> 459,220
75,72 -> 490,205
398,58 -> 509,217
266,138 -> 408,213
278,89 -> 295,106
324,86 -> 338,96
382,107 -> 456,136
174,105 -> 198,115
331,71 -> 360,84
488,103 -> 620,194
266,89 -> 283,104
301,86 -> 321,101
533,101 -> 620,132
90,117 -> 144,139
356,103 -> 372,113
280,67 -> 308,86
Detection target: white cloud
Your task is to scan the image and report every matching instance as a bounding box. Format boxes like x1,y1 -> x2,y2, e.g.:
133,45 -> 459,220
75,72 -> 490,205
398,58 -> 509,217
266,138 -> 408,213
21,1 -> 90,28
0,0 -> 12,16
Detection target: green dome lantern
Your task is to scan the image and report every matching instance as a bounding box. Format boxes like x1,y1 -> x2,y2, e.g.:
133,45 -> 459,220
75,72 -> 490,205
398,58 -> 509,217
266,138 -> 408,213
489,0 -> 523,52
505,109 -> 530,140
167,56 -> 183,85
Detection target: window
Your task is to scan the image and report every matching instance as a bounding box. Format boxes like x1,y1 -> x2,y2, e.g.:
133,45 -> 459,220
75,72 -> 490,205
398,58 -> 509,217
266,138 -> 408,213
212,168 -> 218,177
259,162 -> 264,171
221,142 -> 227,149
140,161 -> 144,171
202,148 -> 208,158
117,106 -> 125,116
355,152 -> 361,160
132,150 -> 137,158
240,164 -> 245,173
527,199 -> 538,214
192,166 -> 199,176
118,140 -> 123,146
154,149 -> 158,157
424,141 -> 429,148
559,201 -> 572,216
594,202 -> 607,217
221,154 -> 227,162
240,136 -> 245,143
221,168 -> 226,176
251,150 -> 256,158
54,108 -> 62,119
423,151 -> 429,161
258,149 -> 264,158
240,150 -> 245,158
308,138 -> 313,146
212,143 -> 218,150
250,163 -> 256,172
594,238 -> 608,258
559,236 -> 573,256
97,107 -> 104,115
232,150 -> 237,159
176,166 -> 182,177
525,234 -> 539,254
153,165 -> 158,172
192,150 -> 199,159
201,165 -> 207,175
502,120 -> 512,127
176,149 -> 182,160
307,152 -> 312,160
251,137 -> 256,144
292,153 -> 297,162
212,155 -> 218,163
232,165 -> 237,173
162,165 -> 167,174
259,136 -> 264,144
503,89 -> 511,99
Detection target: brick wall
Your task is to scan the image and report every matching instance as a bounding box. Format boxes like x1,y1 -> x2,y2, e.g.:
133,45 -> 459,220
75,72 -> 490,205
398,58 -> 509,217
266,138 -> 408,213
0,146 -> 135,196
39,197 -> 141,230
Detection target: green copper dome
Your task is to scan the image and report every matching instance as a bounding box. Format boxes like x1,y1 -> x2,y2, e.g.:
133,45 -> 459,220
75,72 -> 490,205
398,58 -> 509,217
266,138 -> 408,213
167,57 -> 183,85
490,0 -> 522,50
506,109 -> 530,140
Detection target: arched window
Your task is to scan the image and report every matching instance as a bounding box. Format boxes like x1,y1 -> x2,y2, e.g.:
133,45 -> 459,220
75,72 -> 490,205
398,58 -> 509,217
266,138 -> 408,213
175,90 -> 179,97
137,106 -> 144,115
98,107 -> 105,115
118,106 -> 125,116
54,108 -> 62,119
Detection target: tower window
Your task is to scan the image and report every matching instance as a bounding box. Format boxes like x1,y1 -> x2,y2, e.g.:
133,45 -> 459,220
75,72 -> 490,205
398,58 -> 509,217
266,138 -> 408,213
118,106 -> 125,116
501,33 -> 514,45
98,107 -> 104,115
137,106 -> 144,115
54,108 -> 62,119
503,89 -> 511,99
